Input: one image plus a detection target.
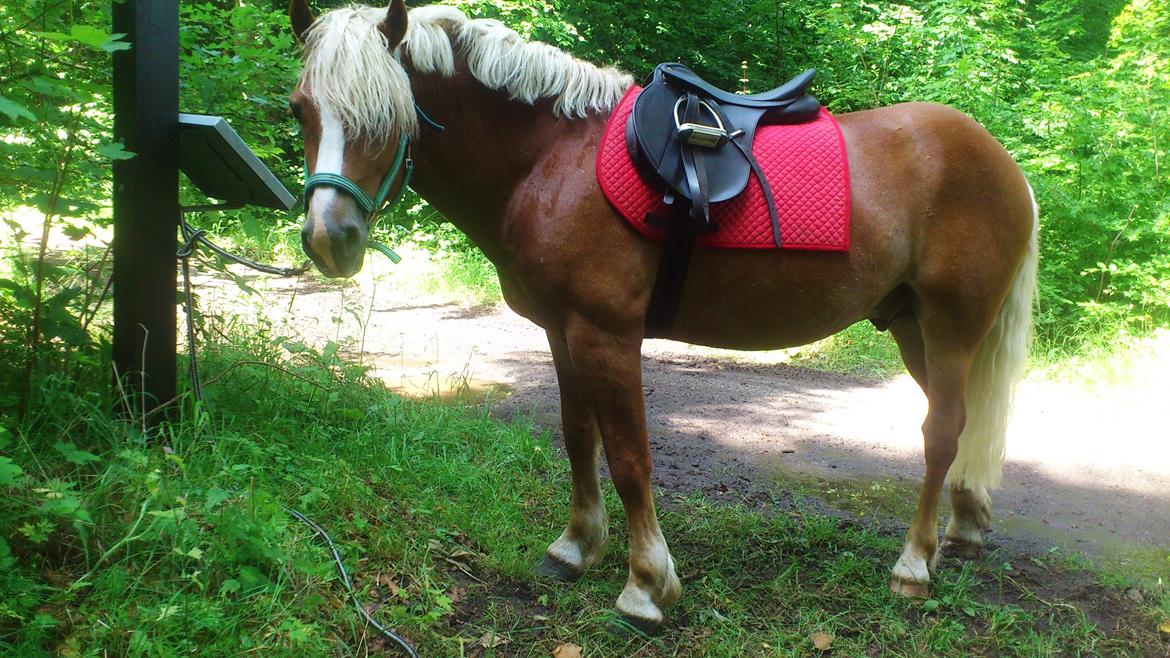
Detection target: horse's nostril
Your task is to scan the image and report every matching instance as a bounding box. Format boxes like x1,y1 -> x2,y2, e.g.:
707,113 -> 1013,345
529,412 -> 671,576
342,220 -> 361,244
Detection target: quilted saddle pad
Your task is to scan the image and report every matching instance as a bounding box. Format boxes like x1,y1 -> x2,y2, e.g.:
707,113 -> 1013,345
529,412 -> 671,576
596,85 -> 851,251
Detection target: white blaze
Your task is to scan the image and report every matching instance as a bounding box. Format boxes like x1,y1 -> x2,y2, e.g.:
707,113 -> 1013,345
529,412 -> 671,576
308,104 -> 345,220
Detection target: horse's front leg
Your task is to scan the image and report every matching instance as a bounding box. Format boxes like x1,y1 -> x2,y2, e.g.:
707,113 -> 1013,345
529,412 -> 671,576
537,331 -> 609,580
562,318 -> 681,633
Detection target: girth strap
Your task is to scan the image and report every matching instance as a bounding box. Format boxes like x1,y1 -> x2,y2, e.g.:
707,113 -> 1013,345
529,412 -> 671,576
645,216 -> 696,338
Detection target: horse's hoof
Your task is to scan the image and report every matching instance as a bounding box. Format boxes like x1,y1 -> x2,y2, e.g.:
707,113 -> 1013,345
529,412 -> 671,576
889,574 -> 930,600
940,538 -> 982,561
534,555 -> 581,582
609,613 -> 662,638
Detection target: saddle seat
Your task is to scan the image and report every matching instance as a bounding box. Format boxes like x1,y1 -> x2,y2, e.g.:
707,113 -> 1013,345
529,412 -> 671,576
626,62 -> 821,242
660,64 -> 816,109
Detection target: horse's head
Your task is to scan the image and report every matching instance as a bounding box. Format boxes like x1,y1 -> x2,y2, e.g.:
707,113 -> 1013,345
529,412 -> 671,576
289,0 -> 415,278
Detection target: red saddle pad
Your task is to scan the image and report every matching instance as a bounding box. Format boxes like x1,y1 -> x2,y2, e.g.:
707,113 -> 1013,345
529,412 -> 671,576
596,86 -> 850,251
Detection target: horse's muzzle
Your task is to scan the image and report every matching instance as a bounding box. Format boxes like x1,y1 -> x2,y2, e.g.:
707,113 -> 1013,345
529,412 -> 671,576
301,209 -> 367,278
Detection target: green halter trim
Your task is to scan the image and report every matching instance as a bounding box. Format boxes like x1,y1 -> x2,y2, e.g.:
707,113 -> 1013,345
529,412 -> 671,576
303,132 -> 412,221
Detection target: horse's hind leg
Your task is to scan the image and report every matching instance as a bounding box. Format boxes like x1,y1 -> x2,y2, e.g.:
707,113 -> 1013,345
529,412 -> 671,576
537,331 -> 609,580
888,307 -> 982,598
888,316 -> 992,562
942,484 -> 992,559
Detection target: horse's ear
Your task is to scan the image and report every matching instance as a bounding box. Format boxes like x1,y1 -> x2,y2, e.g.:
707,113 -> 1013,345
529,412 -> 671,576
289,0 -> 316,43
378,0 -> 408,50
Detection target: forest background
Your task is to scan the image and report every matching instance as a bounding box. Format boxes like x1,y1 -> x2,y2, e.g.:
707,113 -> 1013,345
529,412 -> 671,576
0,0 -> 1167,362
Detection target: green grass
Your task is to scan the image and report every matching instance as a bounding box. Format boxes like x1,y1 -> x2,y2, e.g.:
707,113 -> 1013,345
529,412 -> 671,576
415,245 -> 503,306
1029,328 -> 1170,388
785,322 -> 905,379
2,326 -> 1165,657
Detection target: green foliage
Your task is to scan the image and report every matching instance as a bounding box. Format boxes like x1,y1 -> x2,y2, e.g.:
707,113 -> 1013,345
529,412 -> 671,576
180,1 -> 300,174
0,0 -> 306,413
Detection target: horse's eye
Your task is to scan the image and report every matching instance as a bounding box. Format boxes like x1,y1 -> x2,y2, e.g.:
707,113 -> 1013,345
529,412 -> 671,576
289,102 -> 303,121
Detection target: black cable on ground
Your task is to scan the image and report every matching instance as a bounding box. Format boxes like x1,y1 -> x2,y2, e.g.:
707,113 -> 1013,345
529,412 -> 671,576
287,508 -> 421,658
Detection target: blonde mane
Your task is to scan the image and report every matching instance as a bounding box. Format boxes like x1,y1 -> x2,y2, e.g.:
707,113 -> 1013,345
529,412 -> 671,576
299,6 -> 415,143
403,5 -> 633,118
299,4 -> 633,144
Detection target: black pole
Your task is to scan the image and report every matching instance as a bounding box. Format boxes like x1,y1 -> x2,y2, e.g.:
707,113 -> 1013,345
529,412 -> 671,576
112,0 -> 179,420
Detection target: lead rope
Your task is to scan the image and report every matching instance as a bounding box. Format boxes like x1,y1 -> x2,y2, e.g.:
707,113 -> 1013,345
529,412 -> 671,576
176,212 -> 421,657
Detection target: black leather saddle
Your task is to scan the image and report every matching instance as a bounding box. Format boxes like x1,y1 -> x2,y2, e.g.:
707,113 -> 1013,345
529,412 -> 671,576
626,62 -> 821,245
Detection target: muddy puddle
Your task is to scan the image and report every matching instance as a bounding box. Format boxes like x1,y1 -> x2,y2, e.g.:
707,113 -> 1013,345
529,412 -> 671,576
364,352 -> 515,404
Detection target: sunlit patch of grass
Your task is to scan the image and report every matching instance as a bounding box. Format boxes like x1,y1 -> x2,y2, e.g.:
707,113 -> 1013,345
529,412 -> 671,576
650,321 -> 907,380
1029,328 -> 1170,389
424,246 -> 502,306
785,322 -> 905,379
373,233 -> 503,306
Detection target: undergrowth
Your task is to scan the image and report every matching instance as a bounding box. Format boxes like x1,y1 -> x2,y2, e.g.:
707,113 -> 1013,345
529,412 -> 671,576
1,322 -> 1166,656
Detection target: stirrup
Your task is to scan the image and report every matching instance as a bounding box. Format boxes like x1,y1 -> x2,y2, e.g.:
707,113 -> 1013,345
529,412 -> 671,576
673,97 -> 727,148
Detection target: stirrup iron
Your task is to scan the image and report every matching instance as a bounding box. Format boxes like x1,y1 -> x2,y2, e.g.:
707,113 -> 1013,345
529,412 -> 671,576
673,97 -> 727,148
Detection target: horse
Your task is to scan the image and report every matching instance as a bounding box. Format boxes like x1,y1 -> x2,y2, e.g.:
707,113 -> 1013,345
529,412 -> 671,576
287,0 -> 1038,634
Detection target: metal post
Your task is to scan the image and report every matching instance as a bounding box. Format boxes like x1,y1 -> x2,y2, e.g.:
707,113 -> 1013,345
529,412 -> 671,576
111,0 -> 179,420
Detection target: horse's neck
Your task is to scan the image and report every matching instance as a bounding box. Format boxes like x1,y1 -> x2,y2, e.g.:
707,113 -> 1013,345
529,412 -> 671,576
406,70 -> 562,264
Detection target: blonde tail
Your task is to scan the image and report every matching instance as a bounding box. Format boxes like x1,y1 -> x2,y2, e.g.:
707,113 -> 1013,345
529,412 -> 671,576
948,185 -> 1039,489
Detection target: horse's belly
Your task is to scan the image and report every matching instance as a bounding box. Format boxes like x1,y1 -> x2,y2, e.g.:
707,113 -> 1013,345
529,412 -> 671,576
664,248 -> 901,351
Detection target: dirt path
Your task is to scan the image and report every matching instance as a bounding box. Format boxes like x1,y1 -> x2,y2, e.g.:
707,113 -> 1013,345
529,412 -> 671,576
196,257 -> 1170,583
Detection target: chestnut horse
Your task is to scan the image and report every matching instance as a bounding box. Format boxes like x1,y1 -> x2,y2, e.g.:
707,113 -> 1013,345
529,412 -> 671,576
288,0 -> 1038,633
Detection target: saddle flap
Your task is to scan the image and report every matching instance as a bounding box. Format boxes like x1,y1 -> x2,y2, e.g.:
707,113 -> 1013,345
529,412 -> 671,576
627,81 -> 755,204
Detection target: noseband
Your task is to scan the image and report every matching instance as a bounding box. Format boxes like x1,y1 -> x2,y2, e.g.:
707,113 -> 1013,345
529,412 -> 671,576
302,104 -> 444,223
303,133 -> 411,222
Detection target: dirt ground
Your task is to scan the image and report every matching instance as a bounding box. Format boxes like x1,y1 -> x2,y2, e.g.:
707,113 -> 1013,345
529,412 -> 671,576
190,254 -> 1170,589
